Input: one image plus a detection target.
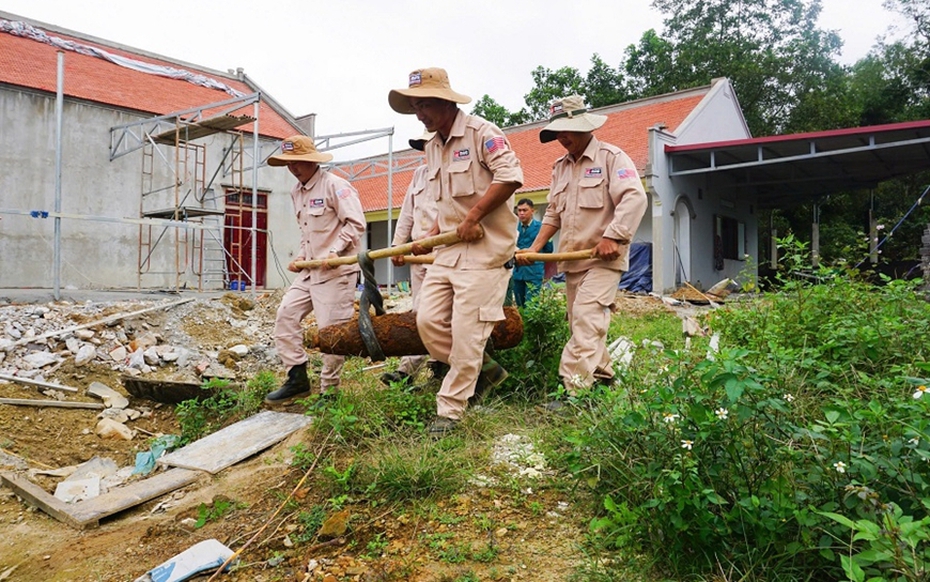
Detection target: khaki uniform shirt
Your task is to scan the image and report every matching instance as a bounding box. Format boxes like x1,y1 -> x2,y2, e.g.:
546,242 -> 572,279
542,136 -> 648,273
424,110 -> 523,269
291,169 -> 366,284
392,164 -> 436,245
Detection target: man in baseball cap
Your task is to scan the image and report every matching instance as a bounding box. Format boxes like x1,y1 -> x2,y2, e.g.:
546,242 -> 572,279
389,68 -> 523,437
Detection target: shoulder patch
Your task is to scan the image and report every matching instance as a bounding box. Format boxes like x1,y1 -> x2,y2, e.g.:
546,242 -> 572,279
616,169 -> 635,179
336,188 -> 353,200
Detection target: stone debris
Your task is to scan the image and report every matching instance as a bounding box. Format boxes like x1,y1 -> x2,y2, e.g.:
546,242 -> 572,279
88,381 -> 130,409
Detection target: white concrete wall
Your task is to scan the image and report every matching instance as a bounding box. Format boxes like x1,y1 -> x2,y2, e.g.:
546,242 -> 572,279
0,86 -> 299,290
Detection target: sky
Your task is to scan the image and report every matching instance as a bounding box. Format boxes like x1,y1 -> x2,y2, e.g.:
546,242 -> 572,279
0,0 -> 908,161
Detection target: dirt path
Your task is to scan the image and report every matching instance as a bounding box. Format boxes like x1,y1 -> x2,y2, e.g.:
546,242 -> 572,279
0,290 -> 690,581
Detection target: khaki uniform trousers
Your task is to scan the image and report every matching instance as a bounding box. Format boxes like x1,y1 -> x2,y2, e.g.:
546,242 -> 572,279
396,263 -> 428,376
273,272 -> 355,391
561,267 -> 623,392
416,264 -> 510,420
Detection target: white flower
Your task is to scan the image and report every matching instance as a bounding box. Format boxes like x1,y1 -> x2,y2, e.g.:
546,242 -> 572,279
715,407 -> 729,420
833,461 -> 847,474
663,413 -> 680,424
913,385 -> 928,399
909,437 -> 920,446
783,393 -> 795,403
681,440 -> 693,451
876,224 -> 886,230
568,374 -> 587,389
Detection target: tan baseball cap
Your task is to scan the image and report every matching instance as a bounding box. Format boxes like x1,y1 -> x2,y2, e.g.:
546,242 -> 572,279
539,95 -> 608,143
267,135 -> 333,166
389,68 -> 472,115
409,130 -> 435,151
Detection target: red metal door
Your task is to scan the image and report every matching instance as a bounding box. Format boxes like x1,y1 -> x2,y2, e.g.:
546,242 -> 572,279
224,190 -> 268,288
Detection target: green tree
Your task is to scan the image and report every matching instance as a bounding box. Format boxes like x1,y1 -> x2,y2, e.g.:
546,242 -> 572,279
523,65 -> 586,121
584,54 -> 629,108
625,0 -> 846,135
471,95 -> 520,127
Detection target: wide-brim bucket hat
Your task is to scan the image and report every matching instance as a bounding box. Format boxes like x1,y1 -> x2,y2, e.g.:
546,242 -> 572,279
409,130 -> 436,151
539,95 -> 608,143
389,68 -> 471,114
267,135 -> 333,166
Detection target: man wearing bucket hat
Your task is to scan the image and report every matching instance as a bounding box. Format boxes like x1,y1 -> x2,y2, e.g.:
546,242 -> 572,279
518,95 -> 647,405
264,135 -> 366,405
380,130 -> 440,387
389,67 -> 524,437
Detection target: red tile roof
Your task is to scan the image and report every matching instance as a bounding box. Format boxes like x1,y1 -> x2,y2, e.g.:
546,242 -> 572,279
0,17 -> 299,139
345,89 -> 709,213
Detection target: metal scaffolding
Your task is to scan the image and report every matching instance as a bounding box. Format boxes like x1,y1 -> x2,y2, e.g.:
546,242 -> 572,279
109,93 -> 263,291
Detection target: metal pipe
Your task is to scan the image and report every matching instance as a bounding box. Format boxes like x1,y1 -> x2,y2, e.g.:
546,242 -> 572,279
386,130 -> 394,294
53,51 -> 64,300
251,98 -> 260,297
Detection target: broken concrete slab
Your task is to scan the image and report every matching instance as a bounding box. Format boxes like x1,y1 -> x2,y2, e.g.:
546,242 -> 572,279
88,381 -> 129,409
159,410 -> 312,474
54,475 -> 101,503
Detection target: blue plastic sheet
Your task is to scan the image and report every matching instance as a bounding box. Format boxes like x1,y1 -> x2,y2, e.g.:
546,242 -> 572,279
618,242 -> 652,293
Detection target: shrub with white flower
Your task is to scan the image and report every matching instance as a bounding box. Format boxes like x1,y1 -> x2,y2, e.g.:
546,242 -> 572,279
663,412 -> 680,424
681,440 -> 694,450
715,407 -> 729,420
913,385 -> 928,399
783,393 -> 795,402
833,461 -> 847,474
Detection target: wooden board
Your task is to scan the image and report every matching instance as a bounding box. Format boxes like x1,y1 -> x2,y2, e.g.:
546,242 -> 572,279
158,410 -> 312,474
1,468 -> 200,529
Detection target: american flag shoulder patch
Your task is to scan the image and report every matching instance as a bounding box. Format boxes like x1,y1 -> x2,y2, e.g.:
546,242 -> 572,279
485,136 -> 506,153
616,168 -> 634,179
336,188 -> 352,199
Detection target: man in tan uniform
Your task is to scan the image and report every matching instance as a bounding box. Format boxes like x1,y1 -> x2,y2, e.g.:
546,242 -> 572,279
389,67 -> 523,436
265,135 -> 367,404
381,130 -> 438,387
518,95 -> 647,403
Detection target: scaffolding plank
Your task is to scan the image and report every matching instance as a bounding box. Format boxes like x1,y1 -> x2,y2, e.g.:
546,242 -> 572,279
152,114 -> 255,145
143,207 -> 226,219
1,468 -> 200,529
158,410 -> 312,474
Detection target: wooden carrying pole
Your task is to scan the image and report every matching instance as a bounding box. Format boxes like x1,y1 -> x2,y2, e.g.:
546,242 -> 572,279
293,231 -> 464,270
396,248 -> 596,265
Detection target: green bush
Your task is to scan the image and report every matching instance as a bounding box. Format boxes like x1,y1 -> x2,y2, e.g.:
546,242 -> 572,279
557,269 -> 930,580
497,283 -> 570,398
175,372 -> 272,445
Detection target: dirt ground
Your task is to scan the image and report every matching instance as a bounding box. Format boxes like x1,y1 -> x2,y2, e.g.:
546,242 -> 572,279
0,289 -> 682,582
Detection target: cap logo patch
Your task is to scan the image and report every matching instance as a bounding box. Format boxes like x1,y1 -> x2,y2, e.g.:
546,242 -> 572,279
409,72 -> 422,87
550,103 -> 564,115
282,141 -> 295,152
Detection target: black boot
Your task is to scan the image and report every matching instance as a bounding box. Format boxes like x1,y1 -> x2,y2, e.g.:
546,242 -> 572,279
265,363 -> 311,404
427,360 -> 450,381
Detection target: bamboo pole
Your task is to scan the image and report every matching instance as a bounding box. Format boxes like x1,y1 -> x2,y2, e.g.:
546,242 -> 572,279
293,231 -> 465,270
395,247 -> 597,265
